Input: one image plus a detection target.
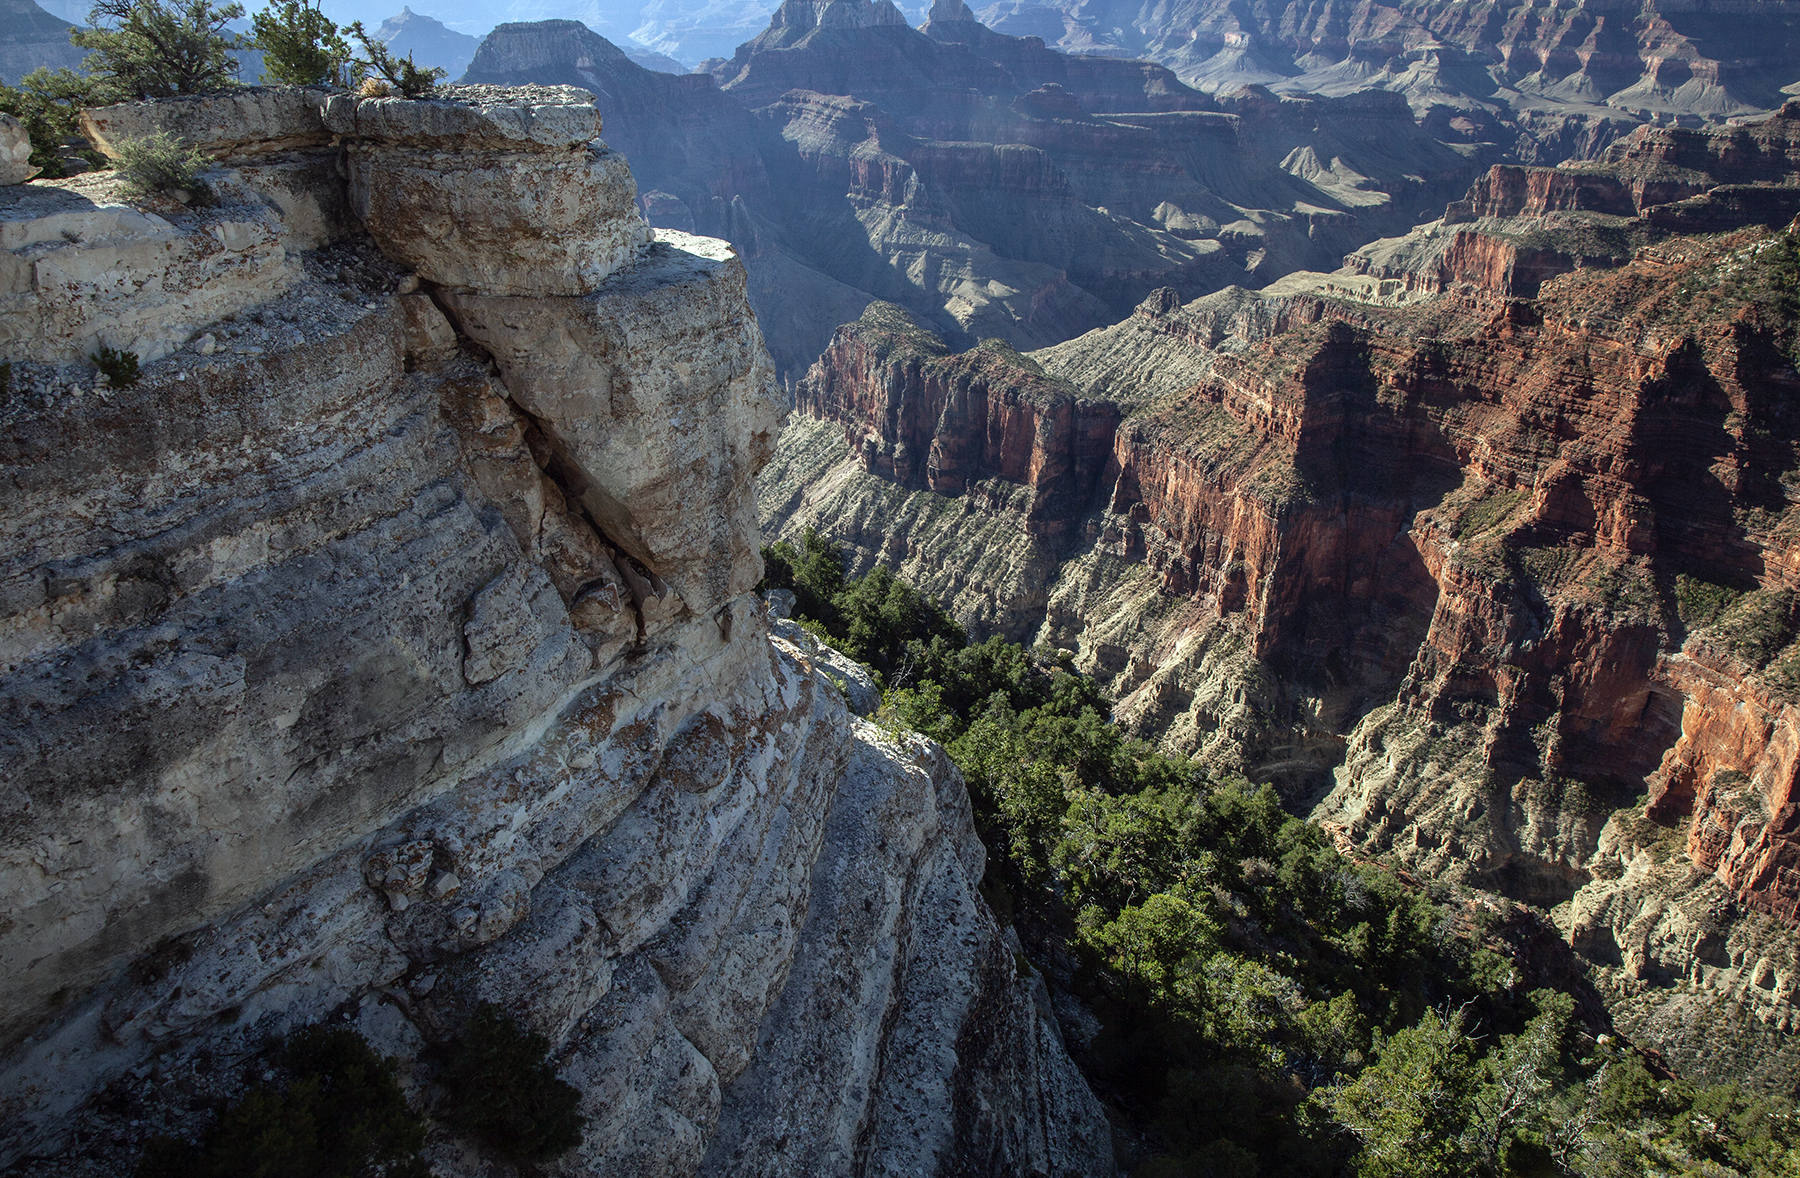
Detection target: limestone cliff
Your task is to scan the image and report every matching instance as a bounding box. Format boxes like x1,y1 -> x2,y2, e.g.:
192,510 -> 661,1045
0,85 -> 1111,1176
760,103 -> 1800,1084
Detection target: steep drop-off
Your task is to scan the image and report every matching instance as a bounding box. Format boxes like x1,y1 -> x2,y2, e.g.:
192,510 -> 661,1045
761,102 -> 1800,1085
0,85 -> 1110,1176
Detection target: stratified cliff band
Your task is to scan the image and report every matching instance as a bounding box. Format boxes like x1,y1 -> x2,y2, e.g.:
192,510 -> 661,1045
0,85 -> 1112,1176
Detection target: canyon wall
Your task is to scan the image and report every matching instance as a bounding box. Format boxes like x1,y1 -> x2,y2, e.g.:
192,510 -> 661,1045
762,103 -> 1800,1083
0,85 -> 1110,1176
975,0 -> 1800,160
463,5 -> 1491,379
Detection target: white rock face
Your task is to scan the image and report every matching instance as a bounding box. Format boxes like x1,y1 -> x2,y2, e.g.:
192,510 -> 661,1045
78,87 -> 334,161
322,84 -> 603,150
0,173 -> 300,363
442,231 -> 781,617
352,144 -> 653,295
0,85 -> 1111,1178
0,113 -> 35,185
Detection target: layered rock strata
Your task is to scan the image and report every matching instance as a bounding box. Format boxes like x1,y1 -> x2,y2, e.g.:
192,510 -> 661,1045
1330,98 -> 1800,302
0,86 -> 1109,1176
974,0 -> 1800,159
762,159 -> 1800,1078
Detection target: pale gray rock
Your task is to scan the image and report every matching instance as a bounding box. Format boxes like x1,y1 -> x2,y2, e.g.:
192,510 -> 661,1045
441,230 -> 783,619
348,142 -> 652,296
79,87 -> 333,162
0,171 -> 299,363
0,84 -> 1109,1178
771,615 -> 882,716
0,113 -> 36,185
703,726 -> 1114,1177
322,84 -> 601,151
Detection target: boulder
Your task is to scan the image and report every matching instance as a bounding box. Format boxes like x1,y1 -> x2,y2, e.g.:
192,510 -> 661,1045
348,142 -> 651,295
0,113 -> 36,185
439,231 -> 782,620
0,174 -> 297,363
321,84 -> 601,150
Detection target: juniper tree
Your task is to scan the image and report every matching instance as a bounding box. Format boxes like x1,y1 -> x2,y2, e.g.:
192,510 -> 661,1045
71,0 -> 243,99
250,0 -> 350,86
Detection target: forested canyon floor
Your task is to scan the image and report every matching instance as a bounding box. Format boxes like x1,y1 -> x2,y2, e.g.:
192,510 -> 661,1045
760,101 -> 1800,1093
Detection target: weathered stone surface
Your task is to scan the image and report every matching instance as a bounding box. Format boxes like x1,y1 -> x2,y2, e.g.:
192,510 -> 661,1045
79,87 -> 333,162
441,230 -> 782,619
0,171 -> 299,363
0,84 -> 1107,1178
349,142 -> 651,295
702,726 -> 1113,1177
0,112 -> 35,185
771,614 -> 881,715
322,84 -> 601,150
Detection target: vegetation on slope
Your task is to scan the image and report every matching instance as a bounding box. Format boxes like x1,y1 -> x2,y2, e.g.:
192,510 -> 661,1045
762,529 -> 1800,1178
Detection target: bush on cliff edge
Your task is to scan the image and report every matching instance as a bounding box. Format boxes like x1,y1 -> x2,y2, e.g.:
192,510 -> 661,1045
72,0 -> 244,100
436,1003 -> 585,1161
136,1024 -> 430,1178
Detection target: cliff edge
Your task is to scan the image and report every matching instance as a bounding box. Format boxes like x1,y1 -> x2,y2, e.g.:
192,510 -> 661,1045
0,85 -> 1111,1176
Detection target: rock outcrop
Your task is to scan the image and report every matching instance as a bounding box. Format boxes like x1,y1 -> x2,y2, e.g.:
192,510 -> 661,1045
761,101 -> 1800,1082
1326,99 -> 1800,302
0,85 -> 1110,1177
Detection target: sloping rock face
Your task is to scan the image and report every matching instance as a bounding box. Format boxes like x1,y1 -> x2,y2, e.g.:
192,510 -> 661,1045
761,106 -> 1800,1079
464,14 -> 1490,380
0,86 -> 1110,1177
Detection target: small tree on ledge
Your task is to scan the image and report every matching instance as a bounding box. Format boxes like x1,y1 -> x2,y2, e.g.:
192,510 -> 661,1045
346,21 -> 444,98
251,0 -> 352,86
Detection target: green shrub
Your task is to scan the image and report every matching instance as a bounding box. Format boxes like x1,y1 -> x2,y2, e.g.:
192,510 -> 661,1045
347,22 -> 444,98
72,0 -> 244,100
1714,588 -> 1798,668
114,129 -> 213,202
136,1024 -> 430,1178
90,344 -> 140,387
1676,573 -> 1743,630
439,1004 -> 585,1161
251,0 -> 351,85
